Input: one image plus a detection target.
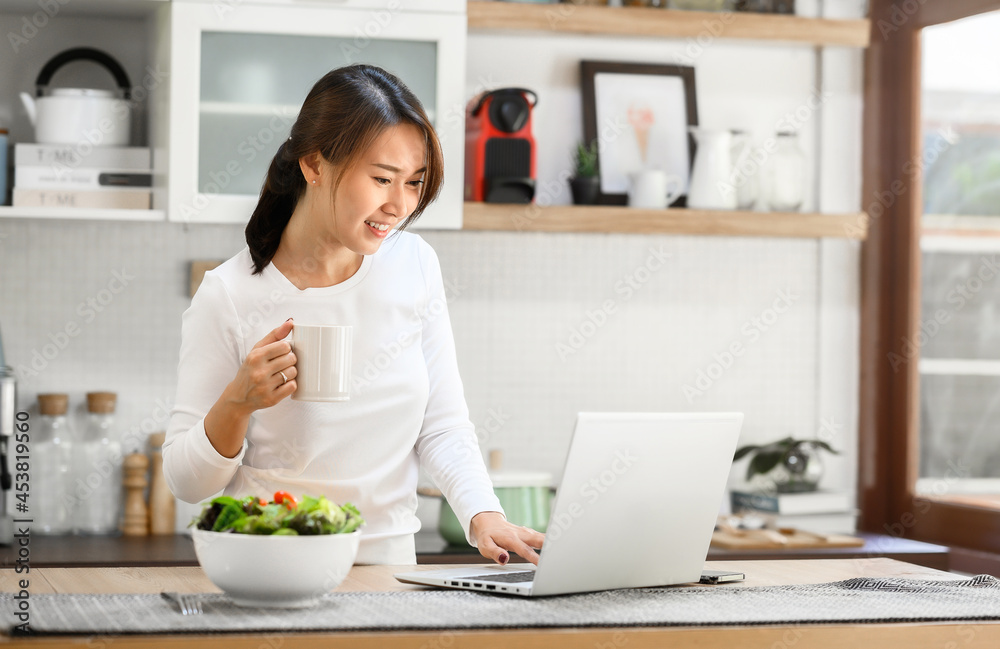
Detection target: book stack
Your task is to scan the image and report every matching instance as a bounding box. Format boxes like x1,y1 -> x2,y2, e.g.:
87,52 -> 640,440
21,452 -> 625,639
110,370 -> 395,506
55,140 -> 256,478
12,144 -> 152,210
729,489 -> 857,534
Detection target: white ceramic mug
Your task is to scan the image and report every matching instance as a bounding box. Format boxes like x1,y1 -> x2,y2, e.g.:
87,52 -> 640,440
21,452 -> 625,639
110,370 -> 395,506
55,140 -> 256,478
627,169 -> 684,209
291,325 -> 353,402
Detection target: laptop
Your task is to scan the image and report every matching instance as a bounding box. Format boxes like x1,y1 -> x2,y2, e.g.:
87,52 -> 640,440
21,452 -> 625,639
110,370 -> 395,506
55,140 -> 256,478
395,411 -> 743,597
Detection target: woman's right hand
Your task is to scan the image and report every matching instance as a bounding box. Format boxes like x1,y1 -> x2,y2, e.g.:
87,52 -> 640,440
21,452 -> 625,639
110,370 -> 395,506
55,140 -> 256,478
225,319 -> 298,415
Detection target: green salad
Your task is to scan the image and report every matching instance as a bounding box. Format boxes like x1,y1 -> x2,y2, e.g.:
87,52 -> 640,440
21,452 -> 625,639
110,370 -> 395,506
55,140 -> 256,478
191,491 -> 364,536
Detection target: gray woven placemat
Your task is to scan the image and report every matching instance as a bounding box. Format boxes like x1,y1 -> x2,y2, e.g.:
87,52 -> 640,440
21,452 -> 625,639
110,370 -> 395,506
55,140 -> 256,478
3,575 -> 999,636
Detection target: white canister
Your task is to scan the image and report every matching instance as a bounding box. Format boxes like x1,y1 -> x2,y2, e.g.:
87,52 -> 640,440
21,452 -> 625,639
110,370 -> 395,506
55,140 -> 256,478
0,128 -> 8,205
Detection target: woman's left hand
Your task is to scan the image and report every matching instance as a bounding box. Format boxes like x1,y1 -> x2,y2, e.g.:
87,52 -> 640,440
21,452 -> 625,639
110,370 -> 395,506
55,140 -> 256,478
469,512 -> 545,565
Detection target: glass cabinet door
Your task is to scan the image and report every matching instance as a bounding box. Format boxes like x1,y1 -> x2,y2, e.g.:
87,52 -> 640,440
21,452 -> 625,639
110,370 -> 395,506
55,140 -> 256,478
198,32 -> 437,197
167,1 -> 465,227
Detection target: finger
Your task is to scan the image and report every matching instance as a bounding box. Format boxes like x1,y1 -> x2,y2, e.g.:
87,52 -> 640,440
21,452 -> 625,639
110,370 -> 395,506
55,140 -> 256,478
522,528 -> 546,550
264,349 -> 297,374
252,319 -> 294,351
476,536 -> 509,566
278,361 -> 298,381
511,539 -> 540,566
275,376 -> 296,397
258,340 -> 293,363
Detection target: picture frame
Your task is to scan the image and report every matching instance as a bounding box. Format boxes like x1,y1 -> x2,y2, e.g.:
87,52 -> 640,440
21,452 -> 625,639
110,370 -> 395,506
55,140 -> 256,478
580,60 -> 698,206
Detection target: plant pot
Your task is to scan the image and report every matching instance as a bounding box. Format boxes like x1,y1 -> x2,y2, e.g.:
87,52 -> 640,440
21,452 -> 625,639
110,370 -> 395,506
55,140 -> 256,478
771,443 -> 825,493
569,176 -> 600,205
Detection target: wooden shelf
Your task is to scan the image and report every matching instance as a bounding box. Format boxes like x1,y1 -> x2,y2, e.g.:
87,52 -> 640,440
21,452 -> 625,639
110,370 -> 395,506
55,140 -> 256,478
462,202 -> 868,239
0,0 -> 167,18
0,206 -> 164,222
467,1 -> 870,48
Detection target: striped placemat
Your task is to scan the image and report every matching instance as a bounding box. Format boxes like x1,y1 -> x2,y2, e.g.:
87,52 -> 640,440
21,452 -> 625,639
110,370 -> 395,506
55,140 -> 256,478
3,575 -> 999,636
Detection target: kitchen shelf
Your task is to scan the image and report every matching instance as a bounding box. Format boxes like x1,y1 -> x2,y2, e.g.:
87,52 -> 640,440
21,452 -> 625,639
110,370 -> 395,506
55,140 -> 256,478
467,1 -> 871,48
461,202 -> 868,239
0,0 -> 166,18
0,206 -> 165,222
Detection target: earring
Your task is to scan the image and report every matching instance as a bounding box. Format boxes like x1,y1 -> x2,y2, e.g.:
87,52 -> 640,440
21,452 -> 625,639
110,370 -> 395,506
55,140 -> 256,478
312,180 -> 316,184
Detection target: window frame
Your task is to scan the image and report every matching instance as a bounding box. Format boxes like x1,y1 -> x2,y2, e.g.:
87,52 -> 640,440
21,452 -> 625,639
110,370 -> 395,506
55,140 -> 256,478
859,0 -> 1000,562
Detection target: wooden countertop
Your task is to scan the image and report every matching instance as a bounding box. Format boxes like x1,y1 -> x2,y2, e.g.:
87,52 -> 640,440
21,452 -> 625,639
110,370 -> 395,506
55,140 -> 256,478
1,559 -> 996,648
0,531 -> 951,570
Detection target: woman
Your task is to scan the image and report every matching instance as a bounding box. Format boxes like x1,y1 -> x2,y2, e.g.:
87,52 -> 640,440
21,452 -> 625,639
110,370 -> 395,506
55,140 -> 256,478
164,64 -> 544,566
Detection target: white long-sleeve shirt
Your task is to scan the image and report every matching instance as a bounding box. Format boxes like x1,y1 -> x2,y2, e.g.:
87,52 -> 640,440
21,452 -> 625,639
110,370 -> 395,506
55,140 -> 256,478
163,232 -> 503,564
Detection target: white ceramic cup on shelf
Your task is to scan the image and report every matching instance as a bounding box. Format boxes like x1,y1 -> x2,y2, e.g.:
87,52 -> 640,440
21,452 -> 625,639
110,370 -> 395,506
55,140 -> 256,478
291,324 -> 353,402
627,169 -> 684,209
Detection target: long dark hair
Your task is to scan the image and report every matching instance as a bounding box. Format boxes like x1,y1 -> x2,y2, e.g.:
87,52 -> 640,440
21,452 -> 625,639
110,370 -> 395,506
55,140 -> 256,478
245,64 -> 443,275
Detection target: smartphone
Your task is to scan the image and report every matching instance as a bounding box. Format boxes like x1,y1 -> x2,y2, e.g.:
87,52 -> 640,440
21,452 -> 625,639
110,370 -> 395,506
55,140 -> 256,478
699,570 -> 746,584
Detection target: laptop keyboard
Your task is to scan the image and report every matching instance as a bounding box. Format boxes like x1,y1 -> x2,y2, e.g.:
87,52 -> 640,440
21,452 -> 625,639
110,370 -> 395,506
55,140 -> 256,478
465,571 -> 536,584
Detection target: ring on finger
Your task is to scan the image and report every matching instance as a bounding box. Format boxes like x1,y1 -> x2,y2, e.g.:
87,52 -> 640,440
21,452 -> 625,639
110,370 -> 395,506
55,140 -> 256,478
279,371 -> 288,384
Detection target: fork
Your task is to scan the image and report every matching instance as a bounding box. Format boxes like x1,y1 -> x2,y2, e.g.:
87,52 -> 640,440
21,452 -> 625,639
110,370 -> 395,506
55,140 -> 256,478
161,592 -> 203,615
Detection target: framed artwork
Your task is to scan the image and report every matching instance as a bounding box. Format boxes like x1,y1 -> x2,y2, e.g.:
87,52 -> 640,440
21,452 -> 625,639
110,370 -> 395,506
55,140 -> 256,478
581,60 -> 698,206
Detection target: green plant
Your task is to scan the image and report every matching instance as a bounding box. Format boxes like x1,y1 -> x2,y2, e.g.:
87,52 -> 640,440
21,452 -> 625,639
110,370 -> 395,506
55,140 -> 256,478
734,437 -> 838,483
573,140 -> 599,178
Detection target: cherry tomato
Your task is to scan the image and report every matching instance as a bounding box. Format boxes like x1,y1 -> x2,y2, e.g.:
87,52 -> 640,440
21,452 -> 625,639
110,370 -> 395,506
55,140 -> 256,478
273,491 -> 297,508
258,498 -> 267,506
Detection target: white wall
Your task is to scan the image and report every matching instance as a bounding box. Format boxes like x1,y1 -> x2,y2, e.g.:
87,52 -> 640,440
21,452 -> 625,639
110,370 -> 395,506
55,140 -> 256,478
0,6 -> 863,533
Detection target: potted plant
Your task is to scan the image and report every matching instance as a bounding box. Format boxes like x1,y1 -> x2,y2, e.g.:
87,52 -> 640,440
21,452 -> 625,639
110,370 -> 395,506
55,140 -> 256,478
734,437 -> 838,493
569,140 -> 600,205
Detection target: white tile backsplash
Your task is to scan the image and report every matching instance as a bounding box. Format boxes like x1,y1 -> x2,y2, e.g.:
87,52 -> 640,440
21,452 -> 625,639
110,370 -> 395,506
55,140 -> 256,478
0,220 -> 858,531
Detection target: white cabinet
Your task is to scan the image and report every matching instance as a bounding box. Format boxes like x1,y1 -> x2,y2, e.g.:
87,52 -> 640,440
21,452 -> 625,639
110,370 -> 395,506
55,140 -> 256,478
160,0 -> 467,228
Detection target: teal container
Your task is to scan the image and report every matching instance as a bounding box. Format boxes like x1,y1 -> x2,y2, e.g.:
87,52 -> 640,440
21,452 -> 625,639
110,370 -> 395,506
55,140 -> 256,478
436,472 -> 554,546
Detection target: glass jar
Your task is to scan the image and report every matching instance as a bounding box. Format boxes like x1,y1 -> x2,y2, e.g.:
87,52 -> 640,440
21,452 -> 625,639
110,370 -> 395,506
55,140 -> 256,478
731,130 -> 758,210
767,131 -> 807,211
33,394 -> 74,535
74,392 -> 123,535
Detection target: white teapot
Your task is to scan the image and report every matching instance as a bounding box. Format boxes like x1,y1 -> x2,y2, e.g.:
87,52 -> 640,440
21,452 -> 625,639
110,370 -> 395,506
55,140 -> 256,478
20,47 -> 132,146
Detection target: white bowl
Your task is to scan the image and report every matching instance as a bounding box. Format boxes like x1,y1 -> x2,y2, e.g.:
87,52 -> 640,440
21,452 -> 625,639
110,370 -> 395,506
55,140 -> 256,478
191,528 -> 361,608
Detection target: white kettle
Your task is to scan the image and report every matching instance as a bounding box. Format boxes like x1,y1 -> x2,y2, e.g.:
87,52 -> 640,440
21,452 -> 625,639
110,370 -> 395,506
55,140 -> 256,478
20,47 -> 132,146
686,128 -> 752,210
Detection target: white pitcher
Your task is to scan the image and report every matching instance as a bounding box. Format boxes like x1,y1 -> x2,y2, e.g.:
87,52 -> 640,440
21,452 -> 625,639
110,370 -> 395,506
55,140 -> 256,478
687,128 -> 750,210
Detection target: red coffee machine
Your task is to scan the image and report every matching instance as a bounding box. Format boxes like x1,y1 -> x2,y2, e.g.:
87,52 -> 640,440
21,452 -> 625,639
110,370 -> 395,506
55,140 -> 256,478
464,88 -> 538,204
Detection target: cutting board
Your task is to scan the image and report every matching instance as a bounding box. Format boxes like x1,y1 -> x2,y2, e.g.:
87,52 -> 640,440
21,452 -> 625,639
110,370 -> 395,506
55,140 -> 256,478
711,528 -> 866,550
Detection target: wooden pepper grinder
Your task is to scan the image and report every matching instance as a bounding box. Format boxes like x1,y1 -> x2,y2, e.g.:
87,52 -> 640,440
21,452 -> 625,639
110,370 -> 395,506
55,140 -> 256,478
147,432 -> 175,535
122,453 -> 149,536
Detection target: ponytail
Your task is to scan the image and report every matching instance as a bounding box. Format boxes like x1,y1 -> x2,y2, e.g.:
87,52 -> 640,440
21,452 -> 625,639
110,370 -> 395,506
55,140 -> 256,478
245,140 -> 304,275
